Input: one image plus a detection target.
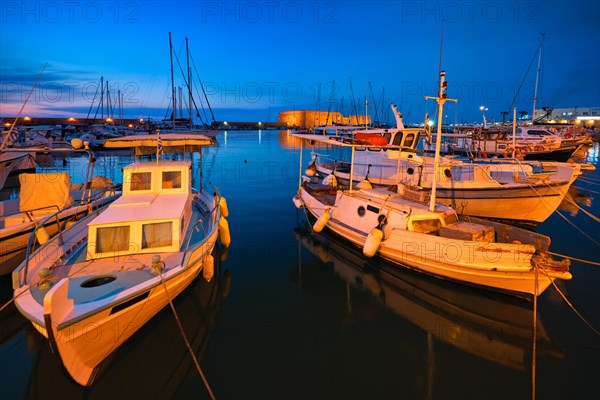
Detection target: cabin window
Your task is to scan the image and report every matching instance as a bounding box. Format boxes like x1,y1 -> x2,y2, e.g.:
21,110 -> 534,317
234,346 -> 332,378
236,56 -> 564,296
392,132 -> 404,146
384,133 -> 391,144
411,218 -> 441,234
162,171 -> 182,189
96,226 -> 131,253
404,133 -> 415,148
142,221 -> 173,249
131,172 -> 152,191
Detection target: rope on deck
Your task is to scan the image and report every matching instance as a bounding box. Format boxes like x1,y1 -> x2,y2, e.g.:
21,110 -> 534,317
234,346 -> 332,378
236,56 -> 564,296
159,269 -> 216,400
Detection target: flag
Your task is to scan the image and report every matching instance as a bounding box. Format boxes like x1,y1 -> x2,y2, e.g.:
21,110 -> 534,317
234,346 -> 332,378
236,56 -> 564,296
156,130 -> 163,158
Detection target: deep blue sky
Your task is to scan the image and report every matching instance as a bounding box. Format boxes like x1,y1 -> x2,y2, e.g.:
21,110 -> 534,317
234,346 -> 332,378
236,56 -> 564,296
1,1 -> 599,123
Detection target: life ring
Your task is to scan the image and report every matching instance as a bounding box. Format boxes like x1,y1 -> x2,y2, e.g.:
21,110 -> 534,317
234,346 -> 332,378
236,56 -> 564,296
503,147 -> 522,158
520,146 -> 529,156
534,145 -> 545,152
477,151 -> 488,158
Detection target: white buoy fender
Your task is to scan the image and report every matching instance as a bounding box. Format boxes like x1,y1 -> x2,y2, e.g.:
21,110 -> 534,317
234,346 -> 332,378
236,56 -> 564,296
313,209 -> 331,233
219,196 -> 229,218
203,254 -> 215,282
357,180 -> 372,189
35,227 -> 50,245
219,217 -> 231,247
363,227 -> 383,257
322,174 -> 337,187
292,195 -> 304,209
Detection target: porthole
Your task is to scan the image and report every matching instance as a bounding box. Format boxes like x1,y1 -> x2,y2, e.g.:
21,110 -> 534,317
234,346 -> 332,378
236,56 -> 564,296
443,168 -> 452,178
357,206 -> 366,217
407,167 -> 414,175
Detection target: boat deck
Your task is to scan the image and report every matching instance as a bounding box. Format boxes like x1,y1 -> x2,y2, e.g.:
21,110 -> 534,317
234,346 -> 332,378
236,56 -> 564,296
30,250 -> 185,307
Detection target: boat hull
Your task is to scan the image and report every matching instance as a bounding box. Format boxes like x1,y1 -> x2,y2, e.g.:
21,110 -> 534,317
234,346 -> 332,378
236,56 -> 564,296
298,186 -> 570,297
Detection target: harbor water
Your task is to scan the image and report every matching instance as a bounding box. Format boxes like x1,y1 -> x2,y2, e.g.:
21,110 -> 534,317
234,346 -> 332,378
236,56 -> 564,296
1,130 -> 599,399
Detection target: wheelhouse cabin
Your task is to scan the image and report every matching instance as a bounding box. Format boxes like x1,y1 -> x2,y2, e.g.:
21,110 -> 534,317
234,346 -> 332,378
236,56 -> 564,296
86,161 -> 192,259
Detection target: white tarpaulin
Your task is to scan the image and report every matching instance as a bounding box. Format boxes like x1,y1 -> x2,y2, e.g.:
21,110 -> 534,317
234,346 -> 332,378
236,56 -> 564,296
19,172 -> 73,212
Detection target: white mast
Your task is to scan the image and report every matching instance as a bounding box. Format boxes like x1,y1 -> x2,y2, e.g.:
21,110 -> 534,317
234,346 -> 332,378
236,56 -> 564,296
169,32 -> 176,129
531,33 -> 545,123
425,71 -> 457,212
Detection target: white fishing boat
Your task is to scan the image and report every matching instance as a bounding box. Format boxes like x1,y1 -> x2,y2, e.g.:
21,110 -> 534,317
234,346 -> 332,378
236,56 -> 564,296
12,133 -> 230,386
308,144 -> 581,226
292,71 -> 572,297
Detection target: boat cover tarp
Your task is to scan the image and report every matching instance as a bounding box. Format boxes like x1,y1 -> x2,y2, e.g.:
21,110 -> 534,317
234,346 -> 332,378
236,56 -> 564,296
104,133 -> 213,155
19,172 -> 73,212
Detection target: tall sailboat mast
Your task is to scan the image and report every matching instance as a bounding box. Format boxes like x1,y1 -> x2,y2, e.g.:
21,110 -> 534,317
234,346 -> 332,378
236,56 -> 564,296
186,37 -> 193,129
531,33 -> 545,123
168,32 -> 176,129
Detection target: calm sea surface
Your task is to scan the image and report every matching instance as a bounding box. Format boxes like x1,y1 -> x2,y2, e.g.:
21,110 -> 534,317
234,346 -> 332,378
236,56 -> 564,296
1,130 -> 599,399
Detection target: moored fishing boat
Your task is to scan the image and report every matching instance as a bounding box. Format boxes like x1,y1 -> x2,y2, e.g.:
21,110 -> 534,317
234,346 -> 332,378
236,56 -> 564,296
292,71 -> 572,297
308,143 -> 581,226
12,133 -> 230,386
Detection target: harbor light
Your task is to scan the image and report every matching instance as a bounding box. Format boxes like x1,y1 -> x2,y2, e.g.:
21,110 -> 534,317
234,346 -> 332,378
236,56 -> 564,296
24,116 -> 31,121
106,118 -> 113,123
68,117 -> 76,122
139,118 -> 144,123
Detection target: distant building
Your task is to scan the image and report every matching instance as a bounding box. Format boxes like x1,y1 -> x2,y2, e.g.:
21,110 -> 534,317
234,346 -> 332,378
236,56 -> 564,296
534,106 -> 600,128
278,110 -> 371,128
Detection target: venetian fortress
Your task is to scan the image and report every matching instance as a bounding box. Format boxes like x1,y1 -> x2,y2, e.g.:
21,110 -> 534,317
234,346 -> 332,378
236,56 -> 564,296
278,110 -> 371,128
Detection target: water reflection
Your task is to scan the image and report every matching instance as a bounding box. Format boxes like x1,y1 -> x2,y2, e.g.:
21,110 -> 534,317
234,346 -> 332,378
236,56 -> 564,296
558,186 -> 594,217
8,248 -> 229,398
292,224 -> 564,371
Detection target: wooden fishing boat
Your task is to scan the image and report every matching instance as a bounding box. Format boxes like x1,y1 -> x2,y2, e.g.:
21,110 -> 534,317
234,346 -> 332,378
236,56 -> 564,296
12,134 -> 230,386
292,72 -> 572,297
308,145 -> 581,226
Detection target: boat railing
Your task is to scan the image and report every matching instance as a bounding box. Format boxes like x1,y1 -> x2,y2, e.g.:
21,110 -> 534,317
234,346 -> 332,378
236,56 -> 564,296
19,186 -> 118,286
185,194 -> 220,254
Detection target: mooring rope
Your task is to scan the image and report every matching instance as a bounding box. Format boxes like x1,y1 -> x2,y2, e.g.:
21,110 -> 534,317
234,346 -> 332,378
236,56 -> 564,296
572,185 -> 600,195
538,265 -> 600,337
546,251 -> 600,267
561,194 -> 600,223
159,269 -> 216,400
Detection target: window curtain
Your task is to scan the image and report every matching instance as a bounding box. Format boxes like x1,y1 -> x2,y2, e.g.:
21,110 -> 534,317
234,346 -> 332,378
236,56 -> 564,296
142,221 -> 173,248
96,226 -> 130,253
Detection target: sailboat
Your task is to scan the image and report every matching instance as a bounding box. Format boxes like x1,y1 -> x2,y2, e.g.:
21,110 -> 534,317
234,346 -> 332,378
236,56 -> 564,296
12,133 -> 229,386
292,71 -> 572,297
158,33 -> 218,139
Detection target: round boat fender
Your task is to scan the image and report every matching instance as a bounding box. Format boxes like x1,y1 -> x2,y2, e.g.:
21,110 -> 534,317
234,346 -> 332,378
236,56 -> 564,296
313,208 -> 331,233
219,217 -> 231,247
